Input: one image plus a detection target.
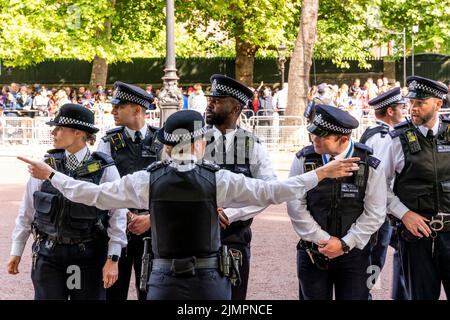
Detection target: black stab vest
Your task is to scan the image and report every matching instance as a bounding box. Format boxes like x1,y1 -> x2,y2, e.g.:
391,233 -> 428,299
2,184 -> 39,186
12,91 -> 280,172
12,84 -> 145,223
298,143 -> 377,238
392,117 -> 450,218
148,161 -> 221,259
33,150 -> 112,242
205,127 -> 258,245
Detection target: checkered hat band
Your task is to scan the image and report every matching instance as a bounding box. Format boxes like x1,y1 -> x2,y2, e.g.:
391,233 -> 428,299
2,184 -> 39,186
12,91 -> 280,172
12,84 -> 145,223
313,114 -> 352,134
373,94 -> 403,109
163,126 -> 208,143
212,83 -> 250,105
408,80 -> 445,99
115,90 -> 149,107
58,116 -> 95,129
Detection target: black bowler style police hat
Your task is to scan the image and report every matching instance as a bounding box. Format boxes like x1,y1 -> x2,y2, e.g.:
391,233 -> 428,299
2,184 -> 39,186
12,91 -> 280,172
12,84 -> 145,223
46,103 -> 99,134
368,87 -> 407,110
157,110 -> 208,146
205,74 -> 253,108
405,75 -> 448,100
110,81 -> 154,109
307,105 -> 359,137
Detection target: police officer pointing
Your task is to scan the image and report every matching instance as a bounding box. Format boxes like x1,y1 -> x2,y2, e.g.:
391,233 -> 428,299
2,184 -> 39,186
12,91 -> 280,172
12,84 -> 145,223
204,74 -> 277,300
384,76 -> 450,300
18,110 -> 360,300
97,81 -> 161,300
7,103 -> 127,300
287,105 -> 387,300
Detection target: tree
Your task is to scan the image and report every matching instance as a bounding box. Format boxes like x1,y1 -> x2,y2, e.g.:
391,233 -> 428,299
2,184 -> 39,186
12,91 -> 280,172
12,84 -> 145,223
0,0 -> 166,89
285,0 -> 318,124
176,0 -> 301,86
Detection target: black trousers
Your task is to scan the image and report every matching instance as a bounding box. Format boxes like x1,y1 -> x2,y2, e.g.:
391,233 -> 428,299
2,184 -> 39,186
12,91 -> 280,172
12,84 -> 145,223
106,235 -> 147,300
31,239 -> 107,300
297,244 -> 371,300
389,228 -> 409,300
370,219 -> 392,271
147,269 -> 231,300
398,231 -> 450,300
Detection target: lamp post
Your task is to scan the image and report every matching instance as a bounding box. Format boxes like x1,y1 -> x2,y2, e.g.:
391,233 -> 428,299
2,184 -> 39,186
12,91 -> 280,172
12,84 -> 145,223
411,25 -> 419,76
158,0 -> 182,126
277,41 -> 287,85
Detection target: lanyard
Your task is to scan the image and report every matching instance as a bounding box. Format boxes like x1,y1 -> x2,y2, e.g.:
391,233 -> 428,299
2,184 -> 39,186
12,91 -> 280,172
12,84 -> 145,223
322,140 -> 353,164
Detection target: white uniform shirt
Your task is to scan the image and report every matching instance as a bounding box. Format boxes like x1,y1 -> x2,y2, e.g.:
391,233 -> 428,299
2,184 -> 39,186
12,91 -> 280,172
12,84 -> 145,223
363,120 -> 393,159
96,125 -> 149,156
383,118 -> 441,219
10,146 -> 127,257
49,154 -> 319,224
208,126 -> 277,223
287,140 -> 387,250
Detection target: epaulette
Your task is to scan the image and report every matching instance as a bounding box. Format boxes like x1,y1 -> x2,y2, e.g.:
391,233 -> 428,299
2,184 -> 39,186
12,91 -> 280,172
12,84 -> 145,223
354,142 -> 373,155
236,127 -> 261,144
147,159 -> 171,173
46,148 -> 65,155
101,126 -> 124,142
148,125 -> 159,133
367,156 -> 381,169
296,145 -> 316,159
441,116 -> 450,124
91,151 -> 115,165
198,160 -> 221,172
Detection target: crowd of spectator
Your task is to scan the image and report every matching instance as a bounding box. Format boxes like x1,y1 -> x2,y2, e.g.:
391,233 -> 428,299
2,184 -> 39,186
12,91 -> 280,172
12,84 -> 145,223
3,77 -> 444,123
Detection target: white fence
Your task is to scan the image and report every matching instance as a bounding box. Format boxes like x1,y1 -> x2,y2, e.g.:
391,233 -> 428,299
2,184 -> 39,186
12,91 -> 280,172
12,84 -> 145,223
2,108 -> 450,150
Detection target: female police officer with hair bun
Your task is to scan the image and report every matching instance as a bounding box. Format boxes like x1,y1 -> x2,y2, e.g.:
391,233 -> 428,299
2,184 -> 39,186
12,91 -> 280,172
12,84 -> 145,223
7,103 -> 127,300
18,109 -> 360,300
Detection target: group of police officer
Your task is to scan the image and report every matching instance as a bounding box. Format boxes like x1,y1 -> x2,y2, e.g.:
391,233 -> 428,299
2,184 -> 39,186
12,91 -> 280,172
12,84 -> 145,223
7,72 -> 450,300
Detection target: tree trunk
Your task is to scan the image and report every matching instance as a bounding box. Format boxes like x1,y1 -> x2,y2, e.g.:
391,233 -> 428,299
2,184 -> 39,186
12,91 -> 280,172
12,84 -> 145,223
235,36 -> 258,86
285,0 -> 319,125
88,0 -> 115,91
89,56 -> 108,90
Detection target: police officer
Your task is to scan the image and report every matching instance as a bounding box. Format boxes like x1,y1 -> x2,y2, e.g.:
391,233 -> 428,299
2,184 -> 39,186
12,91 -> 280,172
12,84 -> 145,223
97,81 -> 161,300
19,110 -> 361,300
362,87 -> 408,300
384,76 -> 450,300
7,103 -> 127,300
287,105 -> 387,300
204,74 -> 277,300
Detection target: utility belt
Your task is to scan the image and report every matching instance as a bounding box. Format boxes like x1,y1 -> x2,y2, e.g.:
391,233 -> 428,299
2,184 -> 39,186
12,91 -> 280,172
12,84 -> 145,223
399,212 -> 450,242
151,246 -> 243,286
32,226 -> 102,246
297,239 -> 330,271
128,208 -> 149,215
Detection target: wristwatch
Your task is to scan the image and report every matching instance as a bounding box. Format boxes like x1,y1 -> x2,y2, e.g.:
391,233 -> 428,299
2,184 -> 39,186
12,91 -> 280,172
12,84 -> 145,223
340,239 -> 350,254
107,254 -> 120,262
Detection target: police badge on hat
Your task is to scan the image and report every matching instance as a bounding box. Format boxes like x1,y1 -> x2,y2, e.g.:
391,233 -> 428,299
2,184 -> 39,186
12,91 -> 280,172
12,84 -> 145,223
205,74 -> 254,107
406,76 -> 448,100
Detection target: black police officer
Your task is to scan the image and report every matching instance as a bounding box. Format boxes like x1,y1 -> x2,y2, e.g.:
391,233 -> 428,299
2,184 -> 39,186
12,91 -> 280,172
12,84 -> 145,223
384,76 -> 450,300
8,103 -> 127,299
203,74 -> 277,300
97,81 -> 162,300
288,105 -> 387,300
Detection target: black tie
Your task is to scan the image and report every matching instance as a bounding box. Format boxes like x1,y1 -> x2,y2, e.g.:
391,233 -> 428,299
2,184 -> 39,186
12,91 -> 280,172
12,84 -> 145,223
426,129 -> 434,141
134,131 -> 142,144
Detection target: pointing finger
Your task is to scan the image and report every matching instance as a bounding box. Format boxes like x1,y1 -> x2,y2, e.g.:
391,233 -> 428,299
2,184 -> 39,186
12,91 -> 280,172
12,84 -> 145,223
17,156 -> 36,165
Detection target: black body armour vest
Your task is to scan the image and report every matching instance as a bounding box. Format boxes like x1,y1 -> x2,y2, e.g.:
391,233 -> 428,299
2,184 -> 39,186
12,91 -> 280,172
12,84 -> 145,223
102,125 -> 161,177
297,143 -> 380,238
205,127 -> 258,245
359,122 -> 389,144
33,150 -> 113,242
391,117 -> 450,218
148,160 -> 221,259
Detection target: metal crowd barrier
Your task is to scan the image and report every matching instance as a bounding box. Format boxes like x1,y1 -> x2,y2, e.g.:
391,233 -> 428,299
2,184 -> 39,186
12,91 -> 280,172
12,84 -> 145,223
2,108 -> 449,150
